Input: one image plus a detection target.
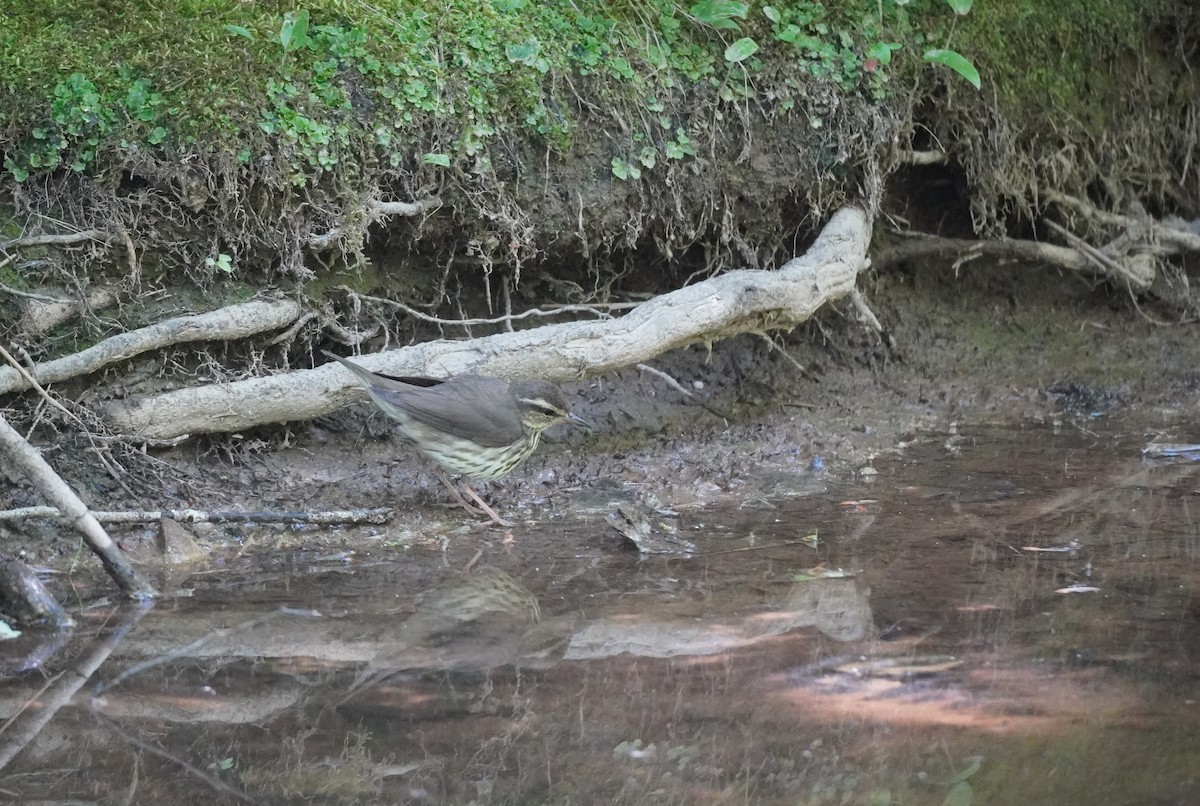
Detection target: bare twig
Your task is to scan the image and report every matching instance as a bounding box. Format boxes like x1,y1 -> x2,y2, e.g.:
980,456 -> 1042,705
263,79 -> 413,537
849,289 -> 883,332
345,288 -> 618,326
0,414 -> 155,598
1,228 -> 111,250
0,282 -> 72,304
0,344 -> 141,502
636,363 -> 729,420
266,310 -> 319,346
0,506 -> 394,525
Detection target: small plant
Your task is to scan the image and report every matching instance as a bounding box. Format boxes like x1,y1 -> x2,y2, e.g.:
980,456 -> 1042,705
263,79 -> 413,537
611,156 -> 640,181
205,253 -> 234,274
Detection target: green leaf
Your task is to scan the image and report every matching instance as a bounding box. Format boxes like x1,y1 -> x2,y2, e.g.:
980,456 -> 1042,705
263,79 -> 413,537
224,24 -> 255,40
5,159 -> 29,183
205,254 -> 234,274
689,1 -> 747,30
762,6 -> 781,23
280,10 -> 310,52
724,37 -> 759,63
866,42 -> 902,65
506,39 -> 541,65
422,153 -> 451,167
924,48 -> 981,89
611,157 -> 641,181
944,0 -> 973,15
147,126 -> 168,145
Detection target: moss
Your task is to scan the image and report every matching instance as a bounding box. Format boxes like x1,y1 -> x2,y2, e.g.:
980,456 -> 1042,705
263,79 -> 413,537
958,0 -> 1178,121
0,0 -> 938,185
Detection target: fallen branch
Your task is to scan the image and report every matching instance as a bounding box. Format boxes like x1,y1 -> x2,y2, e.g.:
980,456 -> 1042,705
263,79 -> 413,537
0,414 -> 155,598
102,207 -> 872,439
0,506 -> 394,525
0,297 -> 302,395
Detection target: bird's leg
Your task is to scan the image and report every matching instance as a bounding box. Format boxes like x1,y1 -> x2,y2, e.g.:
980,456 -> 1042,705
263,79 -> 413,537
431,467 -> 485,514
460,484 -> 513,528
431,468 -> 512,527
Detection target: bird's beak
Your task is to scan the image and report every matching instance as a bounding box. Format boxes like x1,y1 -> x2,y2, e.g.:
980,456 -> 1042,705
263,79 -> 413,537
565,412 -> 592,431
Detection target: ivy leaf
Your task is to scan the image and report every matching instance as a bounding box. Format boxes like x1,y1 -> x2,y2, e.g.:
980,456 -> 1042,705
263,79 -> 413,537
224,24 -> 255,40
924,48 -> 981,89
724,37 -> 759,63
944,0 -> 973,15
422,153 -> 451,167
762,6 -> 781,23
611,157 -> 641,180
506,39 -> 541,65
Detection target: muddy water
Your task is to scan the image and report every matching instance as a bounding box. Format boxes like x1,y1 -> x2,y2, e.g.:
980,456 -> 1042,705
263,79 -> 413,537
1,421 -> 1198,805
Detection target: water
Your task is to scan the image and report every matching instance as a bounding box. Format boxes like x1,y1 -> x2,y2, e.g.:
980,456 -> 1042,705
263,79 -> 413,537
1,421 -> 1197,804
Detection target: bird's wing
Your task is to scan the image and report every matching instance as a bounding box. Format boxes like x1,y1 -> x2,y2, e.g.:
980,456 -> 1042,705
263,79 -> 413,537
370,376 -> 525,448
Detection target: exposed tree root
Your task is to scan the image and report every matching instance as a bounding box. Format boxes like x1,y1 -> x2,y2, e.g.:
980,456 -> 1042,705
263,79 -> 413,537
306,196 -> 442,251
15,284 -> 120,339
102,206 -> 872,439
0,297 -> 301,395
0,228 -> 112,250
873,233 -> 1142,284
878,189 -> 1199,297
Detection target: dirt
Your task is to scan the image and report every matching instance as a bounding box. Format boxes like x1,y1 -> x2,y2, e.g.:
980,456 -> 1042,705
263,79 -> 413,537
5,253 -> 1197,582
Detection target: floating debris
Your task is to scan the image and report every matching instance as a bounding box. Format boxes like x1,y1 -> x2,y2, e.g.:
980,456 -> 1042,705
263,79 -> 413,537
1142,443 -> 1200,462
606,504 -> 695,556
830,655 -> 964,678
1021,541 -> 1082,553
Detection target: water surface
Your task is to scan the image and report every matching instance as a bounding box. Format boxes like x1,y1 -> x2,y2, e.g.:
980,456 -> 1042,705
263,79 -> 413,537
1,421 -> 1197,804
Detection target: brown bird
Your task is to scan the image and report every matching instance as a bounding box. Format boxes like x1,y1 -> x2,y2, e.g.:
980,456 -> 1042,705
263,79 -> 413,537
323,350 -> 589,525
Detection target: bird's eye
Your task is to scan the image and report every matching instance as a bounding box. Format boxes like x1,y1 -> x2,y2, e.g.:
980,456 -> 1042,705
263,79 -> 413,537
537,406 -> 559,417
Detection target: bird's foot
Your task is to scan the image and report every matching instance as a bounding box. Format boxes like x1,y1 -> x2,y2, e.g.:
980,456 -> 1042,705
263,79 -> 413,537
461,485 -> 513,528
433,469 -> 512,527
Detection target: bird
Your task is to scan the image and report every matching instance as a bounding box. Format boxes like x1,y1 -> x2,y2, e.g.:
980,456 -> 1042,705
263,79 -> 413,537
322,350 -> 590,526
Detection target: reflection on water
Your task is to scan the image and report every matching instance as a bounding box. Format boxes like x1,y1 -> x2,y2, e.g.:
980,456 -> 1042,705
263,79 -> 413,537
1,422 -> 1198,804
